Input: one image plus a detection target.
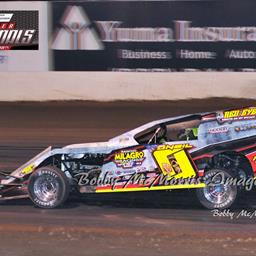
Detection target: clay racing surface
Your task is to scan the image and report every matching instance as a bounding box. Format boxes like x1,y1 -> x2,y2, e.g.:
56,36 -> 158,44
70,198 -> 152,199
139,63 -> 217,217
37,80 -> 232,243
0,98 -> 256,256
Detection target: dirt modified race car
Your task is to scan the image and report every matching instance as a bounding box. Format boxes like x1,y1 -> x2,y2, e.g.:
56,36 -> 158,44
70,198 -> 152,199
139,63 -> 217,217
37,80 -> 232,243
0,106 -> 255,209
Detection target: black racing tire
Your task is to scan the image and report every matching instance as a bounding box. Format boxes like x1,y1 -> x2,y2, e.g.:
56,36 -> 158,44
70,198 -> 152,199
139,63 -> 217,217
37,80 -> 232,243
196,168 -> 238,210
28,166 -> 70,209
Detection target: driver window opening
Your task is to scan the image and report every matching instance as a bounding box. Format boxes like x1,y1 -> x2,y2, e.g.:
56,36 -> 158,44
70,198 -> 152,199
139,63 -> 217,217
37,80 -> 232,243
135,117 -> 201,144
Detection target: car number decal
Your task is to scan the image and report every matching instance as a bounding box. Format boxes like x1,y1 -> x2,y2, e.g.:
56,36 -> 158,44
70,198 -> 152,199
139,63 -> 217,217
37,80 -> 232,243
153,144 -> 197,178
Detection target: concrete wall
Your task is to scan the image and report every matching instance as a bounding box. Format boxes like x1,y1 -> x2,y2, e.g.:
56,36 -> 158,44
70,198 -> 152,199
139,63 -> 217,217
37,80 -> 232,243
2,72 -> 255,101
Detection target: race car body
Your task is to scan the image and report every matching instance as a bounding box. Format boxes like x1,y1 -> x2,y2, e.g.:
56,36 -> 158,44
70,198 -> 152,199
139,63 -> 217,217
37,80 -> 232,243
0,106 -> 255,209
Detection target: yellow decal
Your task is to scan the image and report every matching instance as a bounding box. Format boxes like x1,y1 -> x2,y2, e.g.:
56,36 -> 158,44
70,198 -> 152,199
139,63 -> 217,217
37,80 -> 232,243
224,110 -> 240,119
223,107 -> 256,120
156,144 -> 192,151
115,151 -> 144,160
153,144 -> 196,179
96,183 -> 205,193
241,108 -> 256,116
21,164 -> 34,175
253,156 -> 256,162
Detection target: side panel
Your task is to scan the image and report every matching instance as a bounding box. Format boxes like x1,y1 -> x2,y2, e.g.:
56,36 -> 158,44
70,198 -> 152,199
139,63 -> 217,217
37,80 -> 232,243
96,143 -> 204,193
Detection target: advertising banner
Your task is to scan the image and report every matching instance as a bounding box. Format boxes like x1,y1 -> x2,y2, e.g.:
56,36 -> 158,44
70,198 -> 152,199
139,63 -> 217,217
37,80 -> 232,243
51,0 -> 256,71
0,10 -> 38,51
0,1 -> 48,71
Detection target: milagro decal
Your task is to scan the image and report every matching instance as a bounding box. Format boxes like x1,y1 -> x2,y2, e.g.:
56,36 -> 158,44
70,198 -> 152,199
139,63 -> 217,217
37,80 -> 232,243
114,149 -> 145,169
152,144 -> 197,178
217,107 -> 256,122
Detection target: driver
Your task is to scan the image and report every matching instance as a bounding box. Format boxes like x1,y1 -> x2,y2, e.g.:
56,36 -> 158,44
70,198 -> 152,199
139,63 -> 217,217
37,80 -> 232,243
158,125 -> 168,144
178,127 -> 198,141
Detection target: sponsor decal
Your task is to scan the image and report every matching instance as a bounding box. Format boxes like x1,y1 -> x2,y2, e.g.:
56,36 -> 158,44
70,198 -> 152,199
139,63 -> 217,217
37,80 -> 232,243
0,11 -> 38,50
114,150 -> 145,169
118,136 -> 129,143
21,164 -> 34,175
217,107 -> 256,122
153,144 -> 196,178
162,155 -> 182,175
208,126 -> 229,134
156,144 -> 192,151
235,123 -> 256,132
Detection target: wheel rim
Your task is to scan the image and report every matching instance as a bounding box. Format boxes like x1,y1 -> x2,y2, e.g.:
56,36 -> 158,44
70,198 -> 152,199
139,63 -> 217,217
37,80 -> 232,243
33,174 -> 60,203
203,173 -> 236,206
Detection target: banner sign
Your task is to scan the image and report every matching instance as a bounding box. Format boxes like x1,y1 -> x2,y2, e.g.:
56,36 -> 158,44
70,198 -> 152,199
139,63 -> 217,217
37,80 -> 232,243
0,1 -> 48,71
0,11 -> 38,50
51,1 -> 256,71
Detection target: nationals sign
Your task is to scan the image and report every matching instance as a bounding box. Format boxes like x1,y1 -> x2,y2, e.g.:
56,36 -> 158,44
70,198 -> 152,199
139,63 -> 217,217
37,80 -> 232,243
0,11 -> 38,50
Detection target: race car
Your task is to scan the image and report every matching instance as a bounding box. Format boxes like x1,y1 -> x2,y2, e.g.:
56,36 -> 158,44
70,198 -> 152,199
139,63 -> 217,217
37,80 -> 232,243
0,106 -> 255,209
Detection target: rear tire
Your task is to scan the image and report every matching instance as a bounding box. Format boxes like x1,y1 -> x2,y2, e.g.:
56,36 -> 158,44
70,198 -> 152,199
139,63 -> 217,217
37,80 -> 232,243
28,166 -> 70,209
196,168 -> 238,210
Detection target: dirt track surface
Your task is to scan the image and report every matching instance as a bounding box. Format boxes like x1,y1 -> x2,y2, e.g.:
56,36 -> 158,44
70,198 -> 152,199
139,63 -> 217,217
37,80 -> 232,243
0,98 -> 256,256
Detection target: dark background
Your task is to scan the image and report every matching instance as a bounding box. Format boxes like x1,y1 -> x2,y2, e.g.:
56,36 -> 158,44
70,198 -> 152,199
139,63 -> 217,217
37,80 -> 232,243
51,0 -> 256,71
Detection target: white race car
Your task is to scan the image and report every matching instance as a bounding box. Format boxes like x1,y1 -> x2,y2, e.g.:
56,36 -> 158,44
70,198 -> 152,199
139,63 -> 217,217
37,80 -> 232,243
0,107 -> 255,209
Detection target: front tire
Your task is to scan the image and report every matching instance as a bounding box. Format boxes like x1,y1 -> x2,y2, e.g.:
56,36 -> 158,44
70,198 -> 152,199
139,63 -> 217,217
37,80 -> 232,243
28,166 -> 70,209
196,168 -> 238,209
